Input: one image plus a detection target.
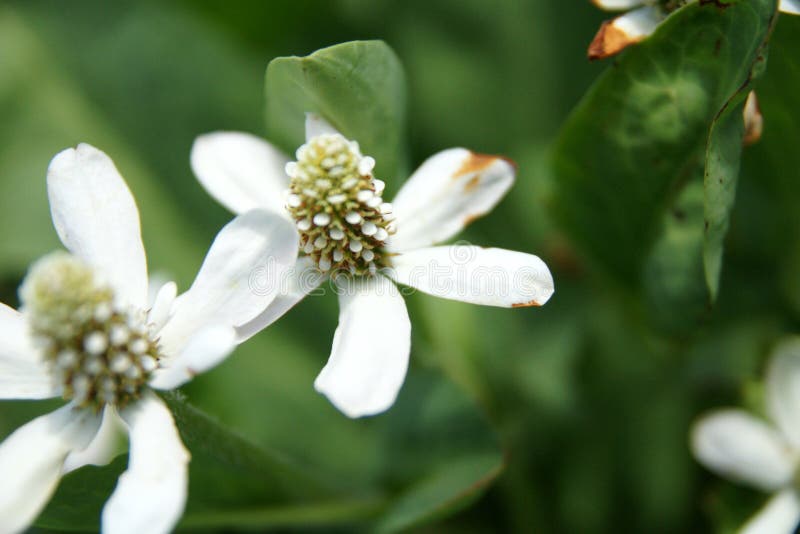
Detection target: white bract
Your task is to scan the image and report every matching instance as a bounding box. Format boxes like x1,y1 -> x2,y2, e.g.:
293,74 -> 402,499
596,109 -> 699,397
588,0 -> 799,60
691,338 -> 800,534
0,144 -> 298,533
191,114 -> 555,418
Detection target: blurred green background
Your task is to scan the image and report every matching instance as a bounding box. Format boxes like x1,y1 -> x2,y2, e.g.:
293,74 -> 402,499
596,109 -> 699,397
1,0 -> 798,532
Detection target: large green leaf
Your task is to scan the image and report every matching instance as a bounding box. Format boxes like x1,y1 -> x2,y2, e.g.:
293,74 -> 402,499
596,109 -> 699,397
549,0 -> 776,308
34,457 -> 128,532
370,370 -> 504,532
643,170 -> 709,332
265,40 -> 408,184
187,340 -> 505,532
34,393 -> 346,532
35,371 -> 504,532
703,97 -> 749,300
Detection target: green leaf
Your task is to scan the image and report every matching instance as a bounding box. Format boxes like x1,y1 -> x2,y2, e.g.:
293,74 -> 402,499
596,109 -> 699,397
265,40 -> 408,183
703,97 -> 748,300
34,393 -> 343,532
371,371 -> 504,532
35,457 -> 127,532
376,454 -> 502,533
186,337 -> 505,532
164,392 -> 335,505
549,0 -> 776,306
643,171 -> 710,333
34,371 -> 503,533
177,498 -> 384,531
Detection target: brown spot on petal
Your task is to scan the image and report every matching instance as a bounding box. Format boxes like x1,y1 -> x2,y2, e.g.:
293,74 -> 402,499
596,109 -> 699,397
464,175 -> 481,192
454,152 -> 517,180
454,152 -> 497,178
512,299 -> 542,308
588,20 -> 643,60
464,214 -> 481,227
743,91 -> 763,146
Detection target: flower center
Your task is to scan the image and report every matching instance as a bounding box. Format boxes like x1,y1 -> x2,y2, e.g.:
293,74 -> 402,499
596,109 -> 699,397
19,252 -> 160,410
285,134 -> 395,275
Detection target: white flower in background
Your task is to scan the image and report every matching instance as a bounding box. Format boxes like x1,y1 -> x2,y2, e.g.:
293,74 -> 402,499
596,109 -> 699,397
691,338 -> 800,534
0,144 -> 297,533
588,0 -> 800,60
191,114 -> 555,418
784,0 -> 800,12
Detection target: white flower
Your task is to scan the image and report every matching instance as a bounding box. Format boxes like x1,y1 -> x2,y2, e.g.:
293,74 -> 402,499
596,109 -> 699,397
191,114 -> 555,418
0,144 -> 298,533
691,338 -> 800,534
782,0 -> 800,14
588,0 -> 799,60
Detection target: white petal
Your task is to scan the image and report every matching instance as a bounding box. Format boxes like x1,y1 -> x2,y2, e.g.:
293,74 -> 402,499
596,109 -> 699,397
147,281 -> 177,333
47,144 -> 148,308
591,0 -> 646,10
588,6 -> 664,60
236,256 -> 327,341
314,275 -> 411,418
389,149 -> 514,252
103,393 -> 189,534
614,5 -> 663,35
780,0 -> 800,14
0,303 -> 58,399
191,132 -> 291,218
691,410 -> 796,491
149,325 -> 236,390
767,338 -> 800,448
146,271 -> 172,305
305,113 -> 342,140
741,489 -> 800,534
157,210 -> 298,357
387,246 -> 554,308
63,405 -> 127,474
0,404 -> 101,534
